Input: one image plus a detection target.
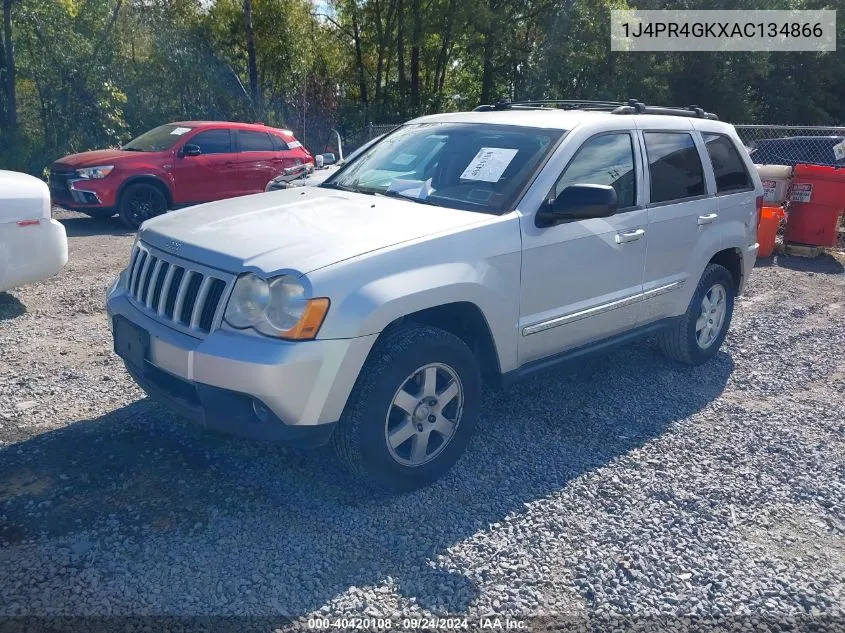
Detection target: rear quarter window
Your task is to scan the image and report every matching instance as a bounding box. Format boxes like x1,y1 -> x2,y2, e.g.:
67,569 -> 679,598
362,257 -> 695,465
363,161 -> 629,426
702,133 -> 753,194
644,131 -> 706,203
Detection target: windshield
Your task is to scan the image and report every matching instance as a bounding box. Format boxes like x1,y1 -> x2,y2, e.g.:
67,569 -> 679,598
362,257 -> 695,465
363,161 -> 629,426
122,124 -> 194,152
323,122 -> 564,213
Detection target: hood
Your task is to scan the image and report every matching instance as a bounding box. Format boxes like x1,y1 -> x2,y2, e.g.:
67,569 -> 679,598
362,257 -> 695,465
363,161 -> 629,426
139,187 -> 488,275
52,148 -> 145,169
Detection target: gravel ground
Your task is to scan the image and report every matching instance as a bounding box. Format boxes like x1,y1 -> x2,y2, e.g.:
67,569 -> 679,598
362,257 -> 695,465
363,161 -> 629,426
0,209 -> 844,632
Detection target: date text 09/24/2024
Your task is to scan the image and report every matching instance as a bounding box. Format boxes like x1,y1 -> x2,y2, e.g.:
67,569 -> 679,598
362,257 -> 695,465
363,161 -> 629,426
307,616 -> 528,630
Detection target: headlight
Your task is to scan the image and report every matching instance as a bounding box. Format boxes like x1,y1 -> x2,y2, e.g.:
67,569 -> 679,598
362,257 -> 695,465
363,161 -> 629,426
75,165 -> 114,179
224,273 -> 329,340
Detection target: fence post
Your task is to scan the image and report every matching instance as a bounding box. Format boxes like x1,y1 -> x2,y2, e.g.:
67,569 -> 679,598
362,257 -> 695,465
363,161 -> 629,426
367,122 -> 374,141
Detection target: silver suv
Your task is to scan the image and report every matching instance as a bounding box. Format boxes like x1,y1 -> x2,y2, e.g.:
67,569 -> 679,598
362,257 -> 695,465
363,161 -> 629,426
107,101 -> 762,490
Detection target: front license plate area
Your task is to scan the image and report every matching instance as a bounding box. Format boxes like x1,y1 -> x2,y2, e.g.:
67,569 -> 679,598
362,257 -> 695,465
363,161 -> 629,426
113,316 -> 150,368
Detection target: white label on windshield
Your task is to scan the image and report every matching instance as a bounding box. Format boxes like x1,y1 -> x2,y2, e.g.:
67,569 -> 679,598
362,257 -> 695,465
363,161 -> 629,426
170,127 -> 192,136
460,148 -> 519,182
833,138 -> 845,161
287,140 -> 302,149
386,178 -> 434,200
392,153 -> 417,166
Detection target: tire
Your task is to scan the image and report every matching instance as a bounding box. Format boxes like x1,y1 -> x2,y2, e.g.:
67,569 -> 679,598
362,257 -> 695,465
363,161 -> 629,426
81,208 -> 115,220
118,183 -> 168,230
332,324 -> 482,492
658,263 -> 735,365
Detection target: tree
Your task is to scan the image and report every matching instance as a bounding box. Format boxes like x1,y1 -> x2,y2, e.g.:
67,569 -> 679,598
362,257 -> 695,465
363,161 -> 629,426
242,0 -> 260,114
2,0 -> 17,141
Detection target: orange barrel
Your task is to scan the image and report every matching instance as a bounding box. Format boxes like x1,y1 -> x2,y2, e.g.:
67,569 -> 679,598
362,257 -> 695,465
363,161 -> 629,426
785,164 -> 845,247
757,206 -> 785,258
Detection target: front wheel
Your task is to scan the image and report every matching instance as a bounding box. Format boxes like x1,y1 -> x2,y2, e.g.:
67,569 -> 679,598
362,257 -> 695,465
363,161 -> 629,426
658,263 -> 735,365
118,183 -> 168,230
332,324 -> 481,492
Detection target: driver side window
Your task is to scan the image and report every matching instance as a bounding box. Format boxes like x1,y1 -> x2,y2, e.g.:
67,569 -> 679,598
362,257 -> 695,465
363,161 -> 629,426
553,133 -> 636,209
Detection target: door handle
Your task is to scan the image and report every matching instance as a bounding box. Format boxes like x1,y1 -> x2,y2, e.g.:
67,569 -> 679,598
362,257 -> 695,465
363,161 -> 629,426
225,161 -> 235,168
697,213 -> 719,225
615,228 -> 646,244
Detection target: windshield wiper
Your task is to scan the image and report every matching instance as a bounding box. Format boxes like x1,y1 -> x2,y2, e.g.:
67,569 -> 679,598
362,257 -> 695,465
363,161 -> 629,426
320,182 -> 372,194
376,189 -> 438,206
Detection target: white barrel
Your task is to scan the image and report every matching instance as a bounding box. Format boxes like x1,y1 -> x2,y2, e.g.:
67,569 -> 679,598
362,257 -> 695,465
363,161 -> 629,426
756,164 -> 793,204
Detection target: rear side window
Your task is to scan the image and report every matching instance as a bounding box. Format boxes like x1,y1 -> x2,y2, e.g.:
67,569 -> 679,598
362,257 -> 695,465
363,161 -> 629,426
703,133 -> 753,193
270,135 -> 286,151
644,132 -> 706,203
190,129 -> 232,155
240,130 -> 274,152
553,133 -> 637,208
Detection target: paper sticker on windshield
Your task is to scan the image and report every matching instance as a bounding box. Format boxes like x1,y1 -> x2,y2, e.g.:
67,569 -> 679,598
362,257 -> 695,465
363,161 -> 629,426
287,140 -> 302,149
387,178 -> 434,200
170,127 -> 192,136
460,148 -> 519,182
833,139 -> 845,161
392,153 -> 417,166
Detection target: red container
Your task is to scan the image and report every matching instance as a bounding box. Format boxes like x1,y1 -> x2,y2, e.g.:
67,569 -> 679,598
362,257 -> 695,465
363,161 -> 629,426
785,164 -> 845,247
757,206 -> 785,258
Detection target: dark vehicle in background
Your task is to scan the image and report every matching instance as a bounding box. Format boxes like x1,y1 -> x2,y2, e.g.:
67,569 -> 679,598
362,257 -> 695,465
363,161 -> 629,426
747,136 -> 845,167
49,121 -> 313,229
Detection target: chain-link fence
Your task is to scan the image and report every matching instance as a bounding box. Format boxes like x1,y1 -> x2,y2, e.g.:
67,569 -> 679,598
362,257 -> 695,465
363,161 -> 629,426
366,123 -> 401,140
734,125 -> 845,168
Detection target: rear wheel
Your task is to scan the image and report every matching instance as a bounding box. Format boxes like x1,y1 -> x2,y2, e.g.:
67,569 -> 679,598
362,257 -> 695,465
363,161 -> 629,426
332,324 -> 481,492
658,263 -> 735,365
118,183 -> 167,230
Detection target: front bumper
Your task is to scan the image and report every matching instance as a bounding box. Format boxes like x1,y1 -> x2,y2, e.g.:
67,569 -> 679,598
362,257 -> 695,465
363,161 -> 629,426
50,172 -> 119,210
107,290 -> 377,444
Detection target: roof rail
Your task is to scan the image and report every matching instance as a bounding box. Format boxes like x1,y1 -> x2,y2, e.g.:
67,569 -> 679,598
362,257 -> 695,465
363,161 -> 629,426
473,98 -> 719,120
612,99 -> 719,120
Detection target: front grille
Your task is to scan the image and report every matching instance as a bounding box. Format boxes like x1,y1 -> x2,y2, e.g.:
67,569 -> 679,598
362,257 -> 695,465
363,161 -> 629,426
48,169 -> 74,198
126,243 -> 232,337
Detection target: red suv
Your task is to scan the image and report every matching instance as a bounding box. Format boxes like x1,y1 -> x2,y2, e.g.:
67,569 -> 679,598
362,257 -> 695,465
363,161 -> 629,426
49,121 -> 313,229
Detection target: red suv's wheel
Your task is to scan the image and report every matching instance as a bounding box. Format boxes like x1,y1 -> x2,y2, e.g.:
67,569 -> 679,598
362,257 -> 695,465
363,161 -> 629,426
118,183 -> 167,230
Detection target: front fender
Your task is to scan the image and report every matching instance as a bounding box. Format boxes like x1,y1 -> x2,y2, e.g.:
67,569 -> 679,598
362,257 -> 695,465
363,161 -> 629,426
308,217 -> 523,372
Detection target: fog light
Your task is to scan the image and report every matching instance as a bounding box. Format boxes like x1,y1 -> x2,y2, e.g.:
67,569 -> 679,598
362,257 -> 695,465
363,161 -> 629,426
252,399 -> 271,422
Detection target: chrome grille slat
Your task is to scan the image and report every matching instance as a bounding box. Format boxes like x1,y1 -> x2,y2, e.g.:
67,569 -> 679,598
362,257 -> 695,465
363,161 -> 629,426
129,251 -> 146,296
157,265 -> 177,315
137,255 -> 154,303
124,243 -> 233,338
190,277 -> 213,330
173,270 -> 195,325
145,259 -> 164,309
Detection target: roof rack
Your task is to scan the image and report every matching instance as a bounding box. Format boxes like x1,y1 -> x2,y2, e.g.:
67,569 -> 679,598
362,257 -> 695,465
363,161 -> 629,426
473,98 -> 719,120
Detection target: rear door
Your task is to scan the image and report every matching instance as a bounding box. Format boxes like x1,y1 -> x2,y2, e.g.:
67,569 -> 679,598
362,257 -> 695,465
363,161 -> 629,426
700,129 -> 758,261
173,128 -> 237,203
637,122 -> 721,324
233,129 -> 278,193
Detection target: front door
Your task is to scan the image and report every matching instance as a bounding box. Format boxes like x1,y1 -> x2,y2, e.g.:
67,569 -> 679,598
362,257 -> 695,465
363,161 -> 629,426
518,131 -> 648,366
173,128 -> 238,204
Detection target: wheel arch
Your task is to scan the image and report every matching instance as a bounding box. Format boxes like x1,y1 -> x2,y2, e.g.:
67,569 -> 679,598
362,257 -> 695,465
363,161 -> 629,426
117,175 -> 173,209
708,247 -> 743,293
372,301 -> 503,385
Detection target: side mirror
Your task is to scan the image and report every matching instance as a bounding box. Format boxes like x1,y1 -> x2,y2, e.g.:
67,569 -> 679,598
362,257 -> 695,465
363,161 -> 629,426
536,184 -> 619,227
180,144 -> 201,157
319,153 -> 337,166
